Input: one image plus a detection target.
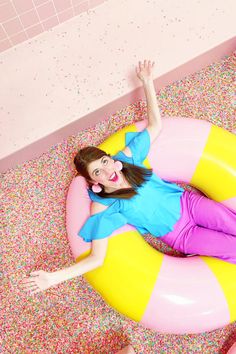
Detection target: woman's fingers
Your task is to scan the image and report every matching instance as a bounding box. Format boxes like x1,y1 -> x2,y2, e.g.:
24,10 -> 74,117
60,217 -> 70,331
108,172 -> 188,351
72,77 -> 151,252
21,274 -> 38,287
21,275 -> 36,283
138,60 -> 155,68
139,60 -> 146,68
29,287 -> 41,294
20,277 -> 41,295
147,60 -> 155,68
20,270 -> 52,294
29,270 -> 41,276
136,60 -> 155,81
21,280 -> 36,289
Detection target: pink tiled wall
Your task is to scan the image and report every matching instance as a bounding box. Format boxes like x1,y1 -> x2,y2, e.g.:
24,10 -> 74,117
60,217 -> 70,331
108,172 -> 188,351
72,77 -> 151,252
0,0 -> 106,53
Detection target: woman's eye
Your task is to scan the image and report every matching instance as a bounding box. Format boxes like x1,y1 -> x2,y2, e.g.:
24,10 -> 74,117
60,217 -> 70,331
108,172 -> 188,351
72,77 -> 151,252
95,170 -> 100,176
103,159 -> 108,165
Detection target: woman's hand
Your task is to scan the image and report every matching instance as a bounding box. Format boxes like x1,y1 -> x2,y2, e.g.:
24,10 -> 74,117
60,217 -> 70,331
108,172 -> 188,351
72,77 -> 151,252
20,270 -> 55,295
135,60 -> 155,83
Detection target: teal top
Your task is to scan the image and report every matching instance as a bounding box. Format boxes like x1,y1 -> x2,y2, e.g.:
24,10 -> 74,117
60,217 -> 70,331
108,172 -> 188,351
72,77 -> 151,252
78,129 -> 184,242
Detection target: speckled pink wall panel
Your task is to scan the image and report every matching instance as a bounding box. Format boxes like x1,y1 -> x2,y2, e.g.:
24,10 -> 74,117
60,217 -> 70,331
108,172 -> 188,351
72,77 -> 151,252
0,0 -> 235,170
0,37 -> 235,172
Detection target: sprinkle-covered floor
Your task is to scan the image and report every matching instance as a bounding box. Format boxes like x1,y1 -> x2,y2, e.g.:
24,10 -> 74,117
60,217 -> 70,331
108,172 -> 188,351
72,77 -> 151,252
2,53 -> 236,353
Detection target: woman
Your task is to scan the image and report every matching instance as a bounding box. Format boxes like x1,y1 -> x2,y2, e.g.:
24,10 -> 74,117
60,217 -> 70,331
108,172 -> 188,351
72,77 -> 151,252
21,60 -> 236,295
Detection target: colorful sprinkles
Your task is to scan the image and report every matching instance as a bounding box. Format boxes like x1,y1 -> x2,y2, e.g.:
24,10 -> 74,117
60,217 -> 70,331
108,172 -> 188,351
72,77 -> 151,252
2,53 -> 236,353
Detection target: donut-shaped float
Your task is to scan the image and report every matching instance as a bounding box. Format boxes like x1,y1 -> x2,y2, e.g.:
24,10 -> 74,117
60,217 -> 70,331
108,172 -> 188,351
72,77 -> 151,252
66,117 -> 236,334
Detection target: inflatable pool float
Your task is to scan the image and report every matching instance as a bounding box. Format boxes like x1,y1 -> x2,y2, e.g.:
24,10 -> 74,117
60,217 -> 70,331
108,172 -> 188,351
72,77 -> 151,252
66,117 -> 236,334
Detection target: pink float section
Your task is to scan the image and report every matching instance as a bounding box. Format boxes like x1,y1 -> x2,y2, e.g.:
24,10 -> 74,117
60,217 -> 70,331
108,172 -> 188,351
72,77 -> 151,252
141,256 -> 229,333
66,117 -> 235,334
136,118 -> 210,181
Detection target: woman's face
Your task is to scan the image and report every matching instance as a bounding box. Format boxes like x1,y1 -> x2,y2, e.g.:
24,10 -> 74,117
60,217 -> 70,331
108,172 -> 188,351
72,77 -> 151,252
87,155 -> 125,191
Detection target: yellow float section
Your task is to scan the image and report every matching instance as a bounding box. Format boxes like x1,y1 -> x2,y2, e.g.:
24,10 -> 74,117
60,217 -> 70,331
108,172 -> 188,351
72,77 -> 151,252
191,125 -> 236,201
83,232 -> 164,320
77,123 -> 161,321
76,121 -> 236,321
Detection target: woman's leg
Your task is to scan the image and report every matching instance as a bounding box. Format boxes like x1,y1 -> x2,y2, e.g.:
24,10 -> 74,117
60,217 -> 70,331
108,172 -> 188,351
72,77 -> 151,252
188,191 -> 236,236
183,224 -> 236,263
161,191 -> 236,263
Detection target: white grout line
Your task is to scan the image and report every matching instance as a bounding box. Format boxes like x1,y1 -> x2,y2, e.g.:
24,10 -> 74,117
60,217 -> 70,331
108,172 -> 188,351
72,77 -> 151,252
51,0 -> 60,25
32,1 -> 48,32
0,23 -> 12,45
10,0 -> 30,40
70,0 -> 76,17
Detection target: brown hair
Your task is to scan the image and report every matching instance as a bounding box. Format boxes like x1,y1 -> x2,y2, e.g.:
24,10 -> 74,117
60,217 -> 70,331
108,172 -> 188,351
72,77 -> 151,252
74,146 -> 152,199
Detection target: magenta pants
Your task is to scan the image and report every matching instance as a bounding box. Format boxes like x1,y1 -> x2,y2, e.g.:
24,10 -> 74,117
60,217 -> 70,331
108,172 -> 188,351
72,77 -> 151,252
161,191 -> 236,264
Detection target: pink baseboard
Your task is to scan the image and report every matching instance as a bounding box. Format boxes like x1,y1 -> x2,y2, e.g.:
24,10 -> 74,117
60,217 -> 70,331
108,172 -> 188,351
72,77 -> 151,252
1,36 -> 235,173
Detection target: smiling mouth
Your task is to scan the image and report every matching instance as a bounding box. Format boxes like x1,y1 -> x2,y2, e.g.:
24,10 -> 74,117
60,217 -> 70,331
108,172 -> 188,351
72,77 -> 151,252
109,172 -> 119,182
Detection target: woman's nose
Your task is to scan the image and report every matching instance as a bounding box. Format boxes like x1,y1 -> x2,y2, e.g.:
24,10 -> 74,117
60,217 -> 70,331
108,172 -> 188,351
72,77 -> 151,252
104,166 -> 114,177
104,167 -> 112,176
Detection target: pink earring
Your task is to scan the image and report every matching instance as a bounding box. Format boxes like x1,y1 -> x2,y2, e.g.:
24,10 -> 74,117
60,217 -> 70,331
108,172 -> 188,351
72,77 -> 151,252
92,183 -> 102,193
115,160 -> 123,171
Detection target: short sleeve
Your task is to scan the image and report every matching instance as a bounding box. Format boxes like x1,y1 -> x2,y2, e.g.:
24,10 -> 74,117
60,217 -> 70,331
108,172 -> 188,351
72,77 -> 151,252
78,207 -> 127,242
88,189 -> 116,206
125,129 -> 150,164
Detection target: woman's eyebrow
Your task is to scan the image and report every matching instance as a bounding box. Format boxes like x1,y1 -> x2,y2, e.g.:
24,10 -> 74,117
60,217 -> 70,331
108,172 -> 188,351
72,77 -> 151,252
92,157 -> 106,175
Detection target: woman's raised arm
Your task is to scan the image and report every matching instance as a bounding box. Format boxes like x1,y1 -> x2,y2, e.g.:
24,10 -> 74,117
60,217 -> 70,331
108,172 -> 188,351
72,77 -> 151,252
136,60 -> 162,143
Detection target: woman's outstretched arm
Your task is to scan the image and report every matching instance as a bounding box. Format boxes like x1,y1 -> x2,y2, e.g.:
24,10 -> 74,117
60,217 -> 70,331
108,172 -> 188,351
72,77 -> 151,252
20,237 -> 108,294
21,202 -> 108,294
136,60 -> 162,143
50,237 -> 108,286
